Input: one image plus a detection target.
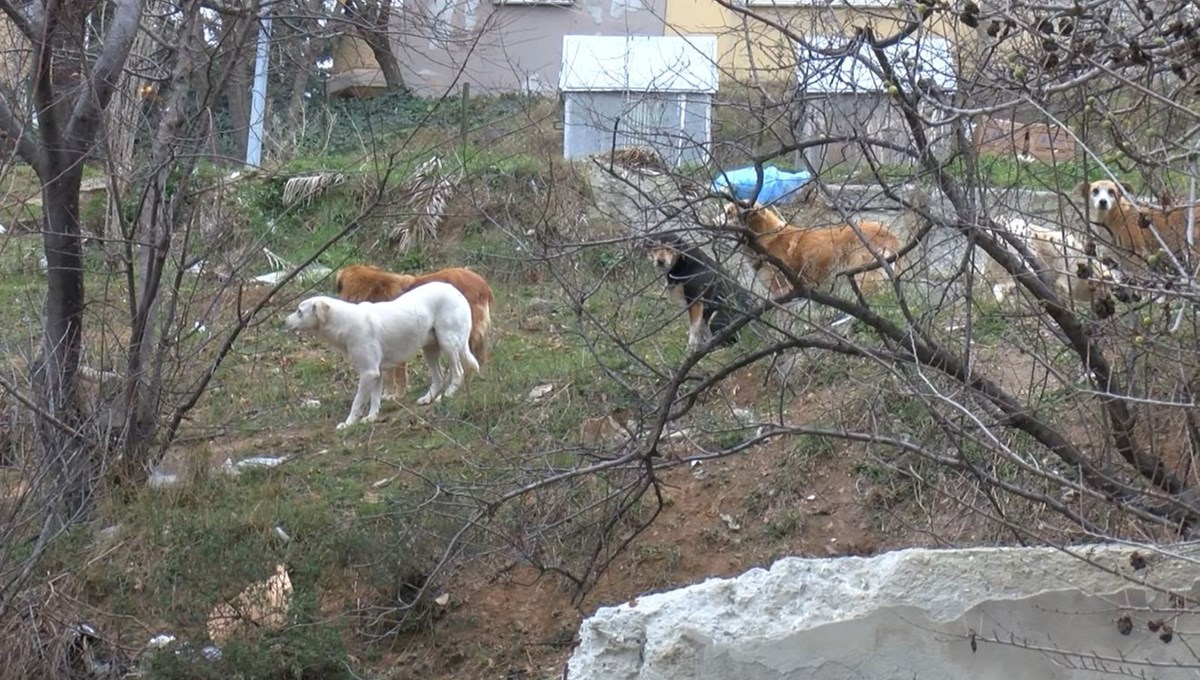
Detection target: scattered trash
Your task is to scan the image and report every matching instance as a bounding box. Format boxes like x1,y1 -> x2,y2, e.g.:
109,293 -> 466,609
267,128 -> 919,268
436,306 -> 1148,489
719,513 -> 742,532
185,260 -> 206,275
371,476 -> 397,488
692,466 -> 709,481
220,455 -> 290,476
712,165 -> 812,206
252,248 -> 331,285
690,460 -> 701,467
301,398 -> 322,409
274,525 -> 291,543
147,470 -> 181,488
434,593 -> 450,607
806,494 -> 817,501
527,384 -> 555,402
69,622 -> 100,640
207,564 -> 293,646
147,633 -> 176,649
200,645 -> 223,662
192,320 -> 208,334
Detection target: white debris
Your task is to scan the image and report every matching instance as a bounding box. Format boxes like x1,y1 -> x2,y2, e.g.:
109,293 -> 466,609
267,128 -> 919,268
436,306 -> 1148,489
147,470 -> 181,488
220,455 -> 290,476
527,384 -> 555,402
147,633 -> 176,649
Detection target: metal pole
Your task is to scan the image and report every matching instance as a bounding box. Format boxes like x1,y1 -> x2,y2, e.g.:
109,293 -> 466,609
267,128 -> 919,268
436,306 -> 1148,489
246,3 -> 273,167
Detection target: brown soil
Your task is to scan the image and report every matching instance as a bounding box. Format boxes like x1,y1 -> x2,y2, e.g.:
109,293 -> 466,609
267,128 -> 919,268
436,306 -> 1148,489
383,368 -> 894,680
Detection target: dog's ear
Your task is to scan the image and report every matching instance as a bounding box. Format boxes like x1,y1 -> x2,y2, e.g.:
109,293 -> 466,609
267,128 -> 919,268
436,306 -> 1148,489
334,270 -> 344,296
1074,181 -> 1091,198
313,299 -> 330,324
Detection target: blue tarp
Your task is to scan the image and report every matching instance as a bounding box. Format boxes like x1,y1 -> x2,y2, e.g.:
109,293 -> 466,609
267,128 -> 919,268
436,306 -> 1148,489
712,166 -> 813,206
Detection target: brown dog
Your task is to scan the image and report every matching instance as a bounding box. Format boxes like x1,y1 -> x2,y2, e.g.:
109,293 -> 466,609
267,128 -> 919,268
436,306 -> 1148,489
334,264 -> 493,396
725,202 -> 901,295
1077,179 -> 1200,266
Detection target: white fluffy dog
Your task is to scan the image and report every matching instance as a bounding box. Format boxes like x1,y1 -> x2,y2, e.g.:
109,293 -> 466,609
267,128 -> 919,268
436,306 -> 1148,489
982,215 -> 1116,306
284,281 -> 479,429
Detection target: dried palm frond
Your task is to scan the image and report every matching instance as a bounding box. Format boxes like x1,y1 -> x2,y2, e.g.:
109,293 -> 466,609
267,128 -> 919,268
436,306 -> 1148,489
282,172 -> 346,208
388,156 -> 454,253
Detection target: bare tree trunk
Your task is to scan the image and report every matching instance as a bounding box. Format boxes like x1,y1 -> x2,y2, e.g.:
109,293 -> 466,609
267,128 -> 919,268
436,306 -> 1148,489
0,0 -> 148,526
218,6 -> 258,162
343,0 -> 406,92
285,0 -> 327,132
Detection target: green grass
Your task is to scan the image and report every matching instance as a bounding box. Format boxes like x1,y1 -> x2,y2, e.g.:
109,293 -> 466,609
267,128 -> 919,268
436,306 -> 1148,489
5,117 -> 1180,678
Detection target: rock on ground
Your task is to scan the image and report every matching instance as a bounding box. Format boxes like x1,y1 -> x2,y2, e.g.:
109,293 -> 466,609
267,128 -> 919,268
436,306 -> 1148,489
566,545 -> 1200,680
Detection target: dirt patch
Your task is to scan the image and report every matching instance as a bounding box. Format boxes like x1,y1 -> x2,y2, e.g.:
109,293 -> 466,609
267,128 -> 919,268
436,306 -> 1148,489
393,368 -> 888,680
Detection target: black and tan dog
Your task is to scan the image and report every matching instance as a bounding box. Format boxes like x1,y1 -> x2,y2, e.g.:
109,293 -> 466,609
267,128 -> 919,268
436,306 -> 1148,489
647,233 -> 749,352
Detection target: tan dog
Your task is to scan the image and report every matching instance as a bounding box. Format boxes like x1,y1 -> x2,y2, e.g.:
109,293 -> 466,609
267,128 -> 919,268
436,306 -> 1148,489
1077,179 -> 1200,265
335,264 -> 493,396
982,215 -> 1121,313
725,202 -> 901,295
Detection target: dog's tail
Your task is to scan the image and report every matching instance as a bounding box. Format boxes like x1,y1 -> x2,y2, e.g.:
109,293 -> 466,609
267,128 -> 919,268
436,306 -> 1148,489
470,302 -> 492,369
460,342 -> 481,376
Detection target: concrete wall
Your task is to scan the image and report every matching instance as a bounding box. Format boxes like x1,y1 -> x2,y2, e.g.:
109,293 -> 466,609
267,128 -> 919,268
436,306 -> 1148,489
564,91 -> 711,166
568,545 -> 1200,680
393,0 -> 669,96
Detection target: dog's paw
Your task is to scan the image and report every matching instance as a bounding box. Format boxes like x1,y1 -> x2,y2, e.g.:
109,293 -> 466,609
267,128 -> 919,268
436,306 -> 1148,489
416,394 -> 433,406
336,420 -> 355,430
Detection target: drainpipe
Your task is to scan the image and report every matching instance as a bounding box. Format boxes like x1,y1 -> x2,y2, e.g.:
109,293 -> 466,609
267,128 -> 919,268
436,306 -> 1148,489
246,2 -> 273,167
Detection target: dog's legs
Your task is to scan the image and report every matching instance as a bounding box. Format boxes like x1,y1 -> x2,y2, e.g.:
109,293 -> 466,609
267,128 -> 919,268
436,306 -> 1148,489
442,346 -> 466,398
417,345 -> 445,405
686,302 -> 705,352
384,364 -> 408,399
339,368 -> 381,430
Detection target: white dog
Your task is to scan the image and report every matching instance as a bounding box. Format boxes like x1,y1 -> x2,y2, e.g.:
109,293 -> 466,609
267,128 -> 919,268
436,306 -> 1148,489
284,282 -> 479,429
981,215 -> 1118,306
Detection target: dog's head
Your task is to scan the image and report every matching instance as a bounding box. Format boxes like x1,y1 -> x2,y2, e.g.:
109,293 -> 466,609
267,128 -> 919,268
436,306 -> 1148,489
1076,179 -> 1135,216
285,297 -> 332,333
646,234 -> 685,270
725,201 -> 786,235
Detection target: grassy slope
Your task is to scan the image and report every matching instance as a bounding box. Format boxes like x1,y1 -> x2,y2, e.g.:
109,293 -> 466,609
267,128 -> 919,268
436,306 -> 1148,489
0,131 -> 1141,679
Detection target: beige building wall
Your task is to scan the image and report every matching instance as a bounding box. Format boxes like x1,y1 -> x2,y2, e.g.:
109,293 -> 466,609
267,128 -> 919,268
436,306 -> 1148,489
665,1 -> 964,86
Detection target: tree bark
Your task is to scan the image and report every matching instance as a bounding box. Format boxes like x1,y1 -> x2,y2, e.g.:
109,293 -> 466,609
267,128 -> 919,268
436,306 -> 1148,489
217,6 -> 258,162
0,0 -> 148,526
284,0 -> 327,133
344,0 -> 406,92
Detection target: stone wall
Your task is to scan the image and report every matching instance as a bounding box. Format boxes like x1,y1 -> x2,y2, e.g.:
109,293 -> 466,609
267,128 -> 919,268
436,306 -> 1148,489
567,545 -> 1200,680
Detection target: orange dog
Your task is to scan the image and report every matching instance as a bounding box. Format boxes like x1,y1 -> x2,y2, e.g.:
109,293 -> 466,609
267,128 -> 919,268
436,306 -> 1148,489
725,202 -> 901,294
335,264 -> 493,396
1077,179 -> 1200,266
